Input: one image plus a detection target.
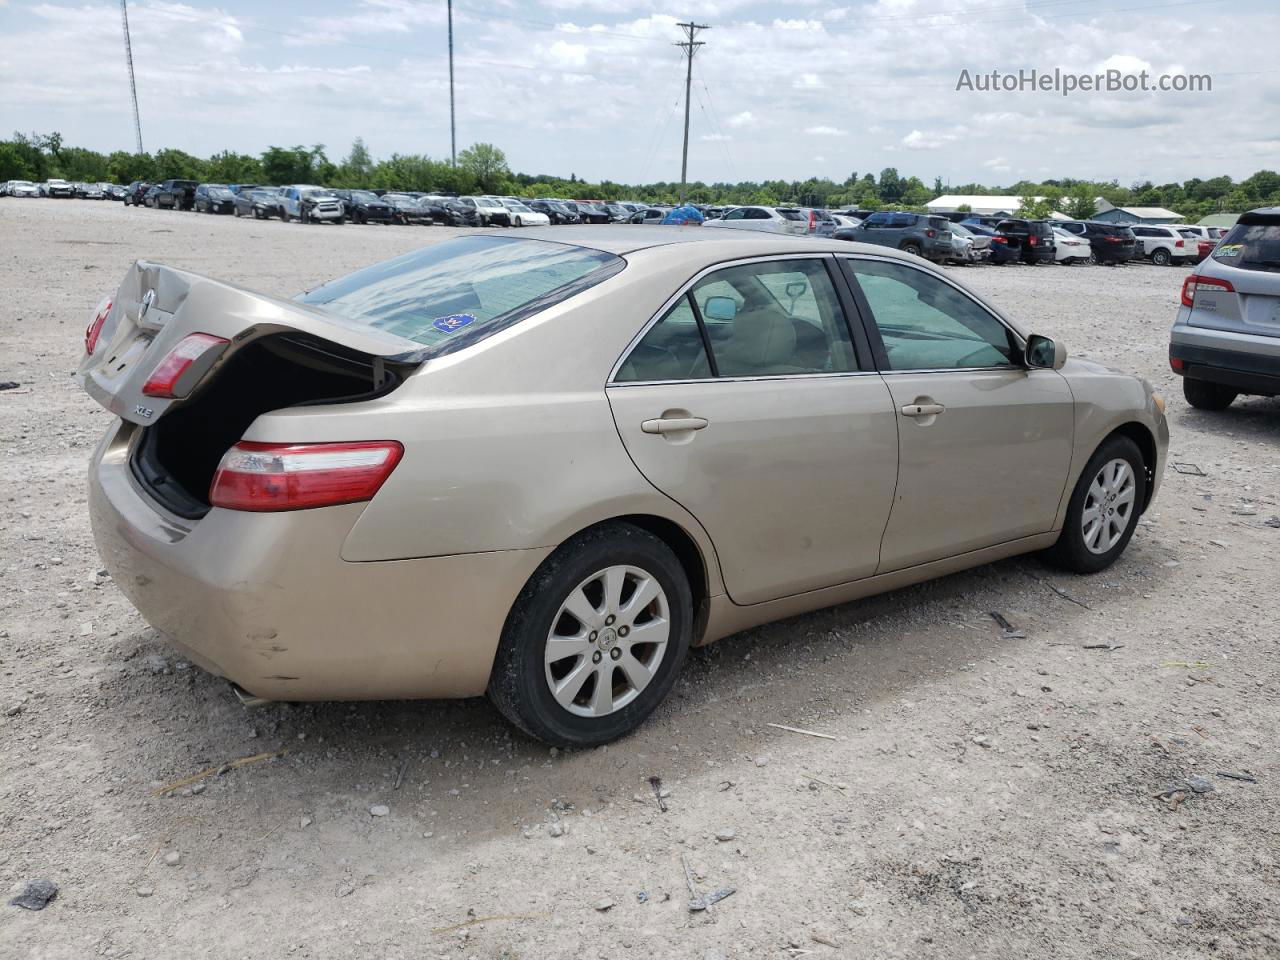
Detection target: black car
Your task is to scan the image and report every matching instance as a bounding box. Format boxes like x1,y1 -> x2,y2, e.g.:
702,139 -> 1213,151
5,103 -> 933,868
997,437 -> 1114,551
992,218 -> 1056,264
232,187 -> 284,220
146,179 -> 198,210
1056,220 -> 1139,264
437,199 -> 480,226
123,181 -> 152,206
332,189 -> 395,224
381,193 -> 434,225
565,201 -> 610,224
194,183 -> 237,214
958,215 -> 1008,230
600,203 -> 632,223
528,199 -> 578,224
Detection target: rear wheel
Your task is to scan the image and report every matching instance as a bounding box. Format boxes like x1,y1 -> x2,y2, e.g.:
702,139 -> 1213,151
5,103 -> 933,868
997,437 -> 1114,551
1183,377 -> 1237,410
1152,248 -> 1171,266
1043,435 -> 1146,574
488,523 -> 692,746
901,242 -> 922,257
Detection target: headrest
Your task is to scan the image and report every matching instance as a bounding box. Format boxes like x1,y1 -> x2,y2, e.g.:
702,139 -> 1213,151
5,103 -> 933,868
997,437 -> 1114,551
718,307 -> 797,371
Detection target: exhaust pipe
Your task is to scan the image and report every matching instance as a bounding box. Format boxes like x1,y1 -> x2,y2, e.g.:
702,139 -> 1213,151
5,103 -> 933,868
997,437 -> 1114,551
230,682 -> 272,708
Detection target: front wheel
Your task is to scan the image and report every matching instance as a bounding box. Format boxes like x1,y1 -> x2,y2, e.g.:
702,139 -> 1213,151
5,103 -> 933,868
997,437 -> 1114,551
1183,377 -> 1237,410
488,522 -> 693,746
1043,434 -> 1146,574
1152,248 -> 1172,266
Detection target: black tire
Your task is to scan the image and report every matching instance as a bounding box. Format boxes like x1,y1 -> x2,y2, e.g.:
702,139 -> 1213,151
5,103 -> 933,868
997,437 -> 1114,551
1152,248 -> 1171,266
488,522 -> 693,747
1183,377 -> 1237,410
1043,434 -> 1146,574
901,242 -> 922,257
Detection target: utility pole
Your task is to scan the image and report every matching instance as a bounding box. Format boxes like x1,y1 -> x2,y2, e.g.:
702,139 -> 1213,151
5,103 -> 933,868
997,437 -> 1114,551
675,20 -> 709,203
120,0 -> 143,154
448,0 -> 456,166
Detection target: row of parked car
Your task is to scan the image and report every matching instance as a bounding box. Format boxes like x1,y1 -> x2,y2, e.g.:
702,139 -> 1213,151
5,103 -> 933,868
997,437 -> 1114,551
700,204 -> 1228,268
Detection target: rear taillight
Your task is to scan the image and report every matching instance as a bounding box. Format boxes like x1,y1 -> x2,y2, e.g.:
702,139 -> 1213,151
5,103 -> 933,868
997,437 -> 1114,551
85,298 -> 112,355
1181,274 -> 1234,308
141,333 -> 229,398
1028,235 -> 1038,246
993,237 -> 1007,244
925,229 -> 936,238
1170,356 -> 1186,372
1175,239 -> 1185,247
1105,236 -> 1121,243
210,441 -> 404,512
808,210 -> 816,233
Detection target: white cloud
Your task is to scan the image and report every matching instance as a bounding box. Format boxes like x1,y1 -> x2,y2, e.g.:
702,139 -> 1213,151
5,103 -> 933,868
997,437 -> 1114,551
700,133 -> 731,141
727,110 -> 755,128
901,129 -> 958,151
805,125 -> 846,136
793,73 -> 824,89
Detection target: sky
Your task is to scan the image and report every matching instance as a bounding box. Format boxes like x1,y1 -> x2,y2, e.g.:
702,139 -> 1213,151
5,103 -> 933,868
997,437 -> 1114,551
2,0 -> 1277,187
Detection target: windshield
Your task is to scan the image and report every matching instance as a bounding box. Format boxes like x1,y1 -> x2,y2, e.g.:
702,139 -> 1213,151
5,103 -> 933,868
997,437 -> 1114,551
1213,214 -> 1280,273
351,191 -> 379,202
508,202 -> 532,212
301,188 -> 333,199
297,235 -> 625,355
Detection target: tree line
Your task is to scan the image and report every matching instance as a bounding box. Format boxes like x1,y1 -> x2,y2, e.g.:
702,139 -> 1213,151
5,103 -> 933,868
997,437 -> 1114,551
3,131 -> 1277,221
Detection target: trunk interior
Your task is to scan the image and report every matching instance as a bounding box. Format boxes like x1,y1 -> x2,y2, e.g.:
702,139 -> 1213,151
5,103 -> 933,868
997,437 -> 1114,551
131,333 -> 411,518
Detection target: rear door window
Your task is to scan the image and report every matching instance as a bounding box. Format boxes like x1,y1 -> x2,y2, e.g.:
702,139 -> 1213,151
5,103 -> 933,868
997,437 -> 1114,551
615,296 -> 710,382
1212,213 -> 1280,273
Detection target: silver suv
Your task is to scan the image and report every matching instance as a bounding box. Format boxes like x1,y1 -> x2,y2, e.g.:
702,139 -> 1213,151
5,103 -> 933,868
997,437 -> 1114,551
1170,207 -> 1280,409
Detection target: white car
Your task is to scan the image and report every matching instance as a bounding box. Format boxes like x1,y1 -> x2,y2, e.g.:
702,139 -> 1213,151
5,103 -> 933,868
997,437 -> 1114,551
4,180 -> 40,198
1129,224 -> 1195,266
1052,227 -> 1092,265
281,185 -> 345,223
1174,224 -> 1226,243
40,178 -> 74,198
459,196 -> 513,227
833,214 -> 862,229
500,200 -> 551,227
704,205 -> 809,236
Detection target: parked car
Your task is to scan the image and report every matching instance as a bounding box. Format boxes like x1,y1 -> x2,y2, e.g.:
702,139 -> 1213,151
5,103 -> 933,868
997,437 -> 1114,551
123,181 -> 152,206
992,219 -> 1055,265
806,208 -> 839,237
194,184 -> 237,215
565,201 -> 611,225
1055,221 -> 1137,264
836,212 -> 953,262
947,222 -> 991,264
1175,224 -> 1225,243
381,193 -> 434,225
75,182 -> 106,199
1170,207 -> 1280,409
147,179 -> 198,210
1193,238 -> 1215,263
836,208 -> 878,222
501,200 -> 552,227
1129,224 -> 1195,266
957,215 -> 1007,229
457,196 -> 512,226
281,186 -> 345,224
232,187 -> 284,220
527,199 -> 578,224
3,180 -> 40,198
832,214 -> 862,229
1052,227 -> 1092,265
106,184 -> 128,200
961,223 -> 1018,265
332,189 -> 395,224
41,178 -> 74,198
438,198 -> 481,227
704,205 -> 809,236
629,207 -> 669,225
77,228 -> 1167,746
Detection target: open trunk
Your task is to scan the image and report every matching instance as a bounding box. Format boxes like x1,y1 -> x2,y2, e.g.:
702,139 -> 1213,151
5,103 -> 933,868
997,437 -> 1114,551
79,261 -> 425,518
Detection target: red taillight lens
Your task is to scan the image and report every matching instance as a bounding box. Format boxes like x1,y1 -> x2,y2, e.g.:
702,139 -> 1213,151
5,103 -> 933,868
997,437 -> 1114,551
1170,356 -> 1186,372
925,229 -> 935,238
1175,239 -> 1185,247
1028,235 -> 1037,246
85,298 -> 112,355
141,333 -> 229,398
1181,274 -> 1234,308
210,441 -> 404,512
993,237 -> 1007,244
808,210 -> 816,232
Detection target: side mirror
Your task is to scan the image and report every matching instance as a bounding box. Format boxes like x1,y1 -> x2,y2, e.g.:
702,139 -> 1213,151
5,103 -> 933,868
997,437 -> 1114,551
1026,334 -> 1067,370
703,296 -> 738,321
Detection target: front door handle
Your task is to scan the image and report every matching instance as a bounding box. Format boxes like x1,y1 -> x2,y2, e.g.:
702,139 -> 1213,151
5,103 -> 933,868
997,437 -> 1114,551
642,416 -> 709,435
900,402 -> 945,417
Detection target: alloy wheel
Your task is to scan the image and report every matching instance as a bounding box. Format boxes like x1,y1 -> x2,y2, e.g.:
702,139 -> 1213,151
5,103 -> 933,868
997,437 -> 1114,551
1082,458 -> 1136,554
544,565 -> 670,718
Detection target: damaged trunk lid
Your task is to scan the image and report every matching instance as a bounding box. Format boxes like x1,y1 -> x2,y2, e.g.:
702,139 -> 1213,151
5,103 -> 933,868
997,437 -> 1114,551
77,260 -> 426,426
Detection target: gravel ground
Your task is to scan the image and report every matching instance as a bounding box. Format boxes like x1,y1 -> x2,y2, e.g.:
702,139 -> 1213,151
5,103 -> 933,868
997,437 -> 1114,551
2,200 -> 1278,960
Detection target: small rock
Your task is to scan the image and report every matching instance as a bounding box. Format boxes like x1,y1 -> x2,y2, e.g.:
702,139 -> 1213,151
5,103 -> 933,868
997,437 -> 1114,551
336,882 -> 354,898
300,816 -> 313,829
971,735 -> 992,748
8,879 -> 58,911
163,852 -> 181,867
136,885 -> 154,898
4,704 -> 22,718
593,897 -> 615,912
190,783 -> 206,796
422,831 -> 433,839
142,654 -> 169,675
714,829 -> 736,842
754,757 -> 769,767
548,822 -> 566,838
369,804 -> 390,817
1186,776 -> 1214,794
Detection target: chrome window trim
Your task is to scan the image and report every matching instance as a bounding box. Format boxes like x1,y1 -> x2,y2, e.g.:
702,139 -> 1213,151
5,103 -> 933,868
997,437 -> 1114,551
607,252 -> 852,385
838,252 -> 1028,371
608,369 -> 883,388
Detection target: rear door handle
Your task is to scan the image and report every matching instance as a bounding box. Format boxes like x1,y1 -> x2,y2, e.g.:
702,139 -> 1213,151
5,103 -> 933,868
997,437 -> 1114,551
642,417 -> 709,434
900,403 -> 945,417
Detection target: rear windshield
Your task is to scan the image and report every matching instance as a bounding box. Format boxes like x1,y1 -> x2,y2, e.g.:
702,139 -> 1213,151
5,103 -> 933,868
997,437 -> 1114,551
775,208 -> 806,221
1213,213 -> 1280,272
1090,224 -> 1129,237
297,235 -> 625,356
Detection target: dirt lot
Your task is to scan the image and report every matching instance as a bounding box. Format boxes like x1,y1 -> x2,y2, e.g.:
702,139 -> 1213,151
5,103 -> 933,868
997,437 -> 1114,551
2,200 -> 1278,960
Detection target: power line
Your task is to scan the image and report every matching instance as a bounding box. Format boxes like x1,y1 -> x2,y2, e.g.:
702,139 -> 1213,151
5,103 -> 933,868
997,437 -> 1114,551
675,20 -> 709,202
119,0 -> 143,154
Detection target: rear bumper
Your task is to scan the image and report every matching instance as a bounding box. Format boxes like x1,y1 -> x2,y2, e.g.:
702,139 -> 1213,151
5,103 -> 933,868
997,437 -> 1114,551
1170,324 -> 1280,396
88,421 -> 552,701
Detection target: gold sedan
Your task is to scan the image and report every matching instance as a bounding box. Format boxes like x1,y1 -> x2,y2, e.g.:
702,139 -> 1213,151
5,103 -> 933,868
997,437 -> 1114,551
80,227 -> 1168,745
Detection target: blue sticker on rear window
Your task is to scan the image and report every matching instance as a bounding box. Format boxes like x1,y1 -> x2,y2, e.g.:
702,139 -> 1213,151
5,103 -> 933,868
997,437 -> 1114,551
432,313 -> 476,333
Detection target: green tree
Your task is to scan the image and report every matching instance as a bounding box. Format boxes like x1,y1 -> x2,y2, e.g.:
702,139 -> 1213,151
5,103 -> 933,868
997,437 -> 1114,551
1063,184 -> 1096,220
1016,193 -> 1056,218
106,151 -> 155,184
260,145 -> 326,185
877,167 -> 903,203
336,137 -> 373,186
0,142 -> 37,180
458,143 -> 511,193
205,150 -> 263,184
152,148 -> 205,181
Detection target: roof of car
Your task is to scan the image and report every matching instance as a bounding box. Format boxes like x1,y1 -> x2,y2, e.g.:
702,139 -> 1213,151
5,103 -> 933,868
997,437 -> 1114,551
495,224 -> 923,261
